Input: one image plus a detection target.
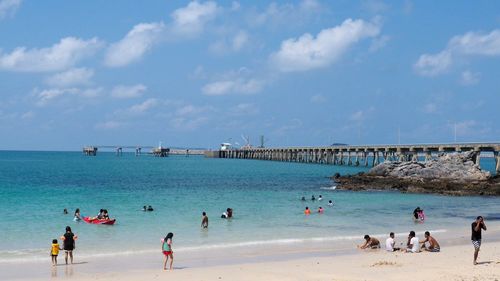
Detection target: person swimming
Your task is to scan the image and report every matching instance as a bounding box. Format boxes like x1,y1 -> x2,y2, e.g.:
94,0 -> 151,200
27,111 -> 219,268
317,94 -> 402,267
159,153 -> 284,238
147,205 -> 154,211
304,207 -> 311,215
142,206 -> 147,211
328,200 -> 334,206
311,195 -> 316,201
413,207 -> 421,220
73,208 -> 81,221
63,209 -> 68,215
301,196 -> 306,201
318,195 -> 323,201
318,207 -> 324,213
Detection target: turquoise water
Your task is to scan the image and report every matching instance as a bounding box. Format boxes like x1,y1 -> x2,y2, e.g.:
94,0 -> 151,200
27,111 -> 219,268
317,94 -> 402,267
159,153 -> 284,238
0,151 -> 499,263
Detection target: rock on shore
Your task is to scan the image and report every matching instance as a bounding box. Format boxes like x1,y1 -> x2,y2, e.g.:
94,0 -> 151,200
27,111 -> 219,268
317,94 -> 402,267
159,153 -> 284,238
335,151 -> 500,196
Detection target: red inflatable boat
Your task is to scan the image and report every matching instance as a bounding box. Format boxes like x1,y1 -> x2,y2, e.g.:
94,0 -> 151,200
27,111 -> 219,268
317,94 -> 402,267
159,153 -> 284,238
83,217 -> 116,225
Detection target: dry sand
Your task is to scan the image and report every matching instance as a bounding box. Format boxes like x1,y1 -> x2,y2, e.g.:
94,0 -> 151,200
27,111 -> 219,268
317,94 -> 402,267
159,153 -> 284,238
13,241 -> 500,281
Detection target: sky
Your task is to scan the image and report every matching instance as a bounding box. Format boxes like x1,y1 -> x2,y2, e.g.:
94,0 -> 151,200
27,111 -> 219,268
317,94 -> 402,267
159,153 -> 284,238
0,0 -> 499,151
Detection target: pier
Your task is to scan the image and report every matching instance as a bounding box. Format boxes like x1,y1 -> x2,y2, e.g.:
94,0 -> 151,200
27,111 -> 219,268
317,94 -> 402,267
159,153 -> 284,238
83,145 -> 169,157
206,142 -> 500,174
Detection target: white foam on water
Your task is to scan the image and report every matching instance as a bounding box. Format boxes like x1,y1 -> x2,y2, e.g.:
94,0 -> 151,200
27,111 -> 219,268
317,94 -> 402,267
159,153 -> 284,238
0,229 -> 447,264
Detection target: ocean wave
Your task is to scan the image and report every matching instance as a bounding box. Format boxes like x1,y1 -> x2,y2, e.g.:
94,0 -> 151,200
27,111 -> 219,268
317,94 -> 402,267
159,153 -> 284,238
0,229 -> 447,264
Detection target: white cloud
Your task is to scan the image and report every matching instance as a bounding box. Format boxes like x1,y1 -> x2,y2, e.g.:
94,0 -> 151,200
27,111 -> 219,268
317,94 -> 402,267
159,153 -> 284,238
45,68 -> 94,87
95,121 -> 123,130
249,1 -> 322,27
422,103 -> 438,114
414,29 -> 500,76
171,1 -> 218,36
350,110 -> 365,122
128,98 -> 158,114
310,94 -> 327,103
34,87 -> 102,106
414,51 -> 452,76
202,78 -> 263,96
230,103 -> 259,115
460,70 -> 480,86
232,31 -> 248,51
111,84 -> 147,99
270,18 -> 381,72
0,37 -> 102,72
105,22 -> 165,67
0,0 -> 21,19
369,35 -> 390,52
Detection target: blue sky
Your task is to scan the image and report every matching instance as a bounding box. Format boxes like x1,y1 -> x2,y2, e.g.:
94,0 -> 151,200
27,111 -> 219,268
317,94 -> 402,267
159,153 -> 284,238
0,0 -> 499,150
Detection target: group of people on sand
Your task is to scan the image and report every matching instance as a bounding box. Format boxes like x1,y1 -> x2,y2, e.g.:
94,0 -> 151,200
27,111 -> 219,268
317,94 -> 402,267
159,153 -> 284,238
359,231 -> 440,253
302,194 -> 333,215
50,226 -> 77,266
358,216 -> 488,265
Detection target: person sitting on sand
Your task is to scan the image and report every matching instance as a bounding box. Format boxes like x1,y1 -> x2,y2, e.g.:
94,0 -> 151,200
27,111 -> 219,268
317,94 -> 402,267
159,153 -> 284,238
318,206 -> 324,213
304,207 -> 311,215
405,231 -> 420,253
420,231 -> 440,252
385,232 -> 400,252
359,235 -> 380,249
201,212 -> 209,228
161,232 -> 174,270
328,200 -> 333,206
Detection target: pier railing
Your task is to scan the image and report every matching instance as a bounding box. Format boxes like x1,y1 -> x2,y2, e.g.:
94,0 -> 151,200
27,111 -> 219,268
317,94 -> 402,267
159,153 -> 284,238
206,142 -> 500,174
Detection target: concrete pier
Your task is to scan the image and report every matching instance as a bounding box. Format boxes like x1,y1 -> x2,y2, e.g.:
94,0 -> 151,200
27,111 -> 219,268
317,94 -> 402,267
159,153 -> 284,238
207,143 -> 500,174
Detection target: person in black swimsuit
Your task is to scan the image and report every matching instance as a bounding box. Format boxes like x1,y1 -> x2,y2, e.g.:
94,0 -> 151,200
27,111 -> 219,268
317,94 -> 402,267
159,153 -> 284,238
61,226 -> 78,265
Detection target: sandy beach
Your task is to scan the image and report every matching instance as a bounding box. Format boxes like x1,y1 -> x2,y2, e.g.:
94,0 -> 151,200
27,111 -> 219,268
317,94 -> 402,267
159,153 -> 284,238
5,227 -> 499,281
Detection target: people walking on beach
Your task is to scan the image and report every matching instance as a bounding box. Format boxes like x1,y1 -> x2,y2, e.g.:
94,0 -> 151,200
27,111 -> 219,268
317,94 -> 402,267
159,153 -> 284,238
405,231 -> 419,253
304,207 -> 311,215
358,235 -> 380,249
472,216 -> 487,265
420,231 -> 440,252
60,226 -> 77,264
201,212 -> 209,228
50,239 -> 62,266
162,232 -> 174,270
385,232 -> 400,252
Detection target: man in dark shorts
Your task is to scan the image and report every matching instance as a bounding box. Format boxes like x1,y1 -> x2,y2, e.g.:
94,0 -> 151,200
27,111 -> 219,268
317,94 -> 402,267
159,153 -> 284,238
471,216 -> 487,265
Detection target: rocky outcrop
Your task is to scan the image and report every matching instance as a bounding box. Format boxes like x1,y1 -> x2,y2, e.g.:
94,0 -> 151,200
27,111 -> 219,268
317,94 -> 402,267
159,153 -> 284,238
335,152 -> 500,196
368,151 -> 490,181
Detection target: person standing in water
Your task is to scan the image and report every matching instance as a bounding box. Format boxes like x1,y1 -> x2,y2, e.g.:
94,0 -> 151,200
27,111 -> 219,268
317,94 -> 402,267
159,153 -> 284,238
162,233 -> 174,270
60,226 -> 77,264
472,216 -> 487,265
201,212 -> 209,228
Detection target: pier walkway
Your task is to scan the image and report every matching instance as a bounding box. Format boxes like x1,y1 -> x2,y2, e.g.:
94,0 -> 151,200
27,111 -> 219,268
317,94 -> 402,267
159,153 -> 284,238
206,142 -> 500,174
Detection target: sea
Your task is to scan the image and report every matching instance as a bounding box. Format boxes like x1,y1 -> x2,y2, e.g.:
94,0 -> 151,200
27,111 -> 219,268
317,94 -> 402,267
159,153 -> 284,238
0,150 -> 499,264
